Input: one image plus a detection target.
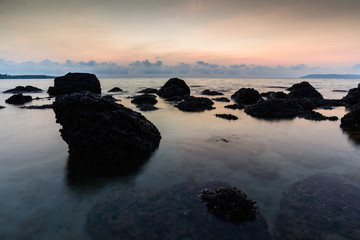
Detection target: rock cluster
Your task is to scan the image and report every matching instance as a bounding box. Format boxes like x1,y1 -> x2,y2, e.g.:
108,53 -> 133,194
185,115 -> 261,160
3,85 -> 43,93
48,73 -> 101,95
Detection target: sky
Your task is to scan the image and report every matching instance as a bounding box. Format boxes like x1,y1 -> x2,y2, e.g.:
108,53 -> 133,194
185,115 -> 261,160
1,0 -> 360,77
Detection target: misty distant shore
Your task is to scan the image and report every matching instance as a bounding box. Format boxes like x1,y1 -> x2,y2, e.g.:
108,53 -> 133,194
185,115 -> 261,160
0,74 -> 55,79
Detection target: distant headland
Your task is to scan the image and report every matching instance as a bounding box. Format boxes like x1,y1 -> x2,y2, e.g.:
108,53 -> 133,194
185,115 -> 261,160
301,74 -> 360,79
0,74 -> 55,79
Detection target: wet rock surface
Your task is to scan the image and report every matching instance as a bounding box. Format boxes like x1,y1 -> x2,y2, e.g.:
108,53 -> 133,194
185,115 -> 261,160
131,94 -> 158,105
201,89 -> 224,96
138,88 -> 158,94
3,85 -> 43,93
212,97 -> 230,102
341,103 -> 360,129
5,93 -> 32,105
48,73 -> 101,96
275,174 -> 360,240
107,87 -> 123,92
87,181 -> 271,240
231,88 -> 261,105
215,114 -> 238,120
175,96 -> 215,112
157,78 -> 190,99
287,81 -> 323,99
199,187 -> 257,225
52,92 -> 161,174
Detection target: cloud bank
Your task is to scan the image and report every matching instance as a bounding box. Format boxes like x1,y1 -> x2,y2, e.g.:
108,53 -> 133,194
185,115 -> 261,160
0,59 -> 357,78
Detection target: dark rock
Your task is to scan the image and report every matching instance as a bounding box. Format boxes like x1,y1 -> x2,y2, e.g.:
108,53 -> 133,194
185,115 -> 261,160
231,88 -> 261,105
87,181 -> 271,240
287,81 -> 323,99
212,97 -> 230,102
3,85 -> 43,93
157,78 -> 190,99
200,187 -> 257,225
215,114 -> 238,120
341,103 -> 360,129
309,98 -> 345,109
138,88 -> 158,94
0,106 -> 5,109
52,92 -> 161,174
101,95 -> 118,102
245,99 -> 303,119
107,87 -> 123,92
5,93 -> 32,105
333,90 -> 347,92
47,72 -> 101,96
175,96 -> 215,112
201,89 -> 224,96
20,104 -> 53,109
164,96 -> 184,101
137,104 -> 159,111
225,104 -> 244,110
275,174 -> 360,240
131,94 -> 158,105
342,87 -> 360,105
299,111 -> 338,121
262,91 -> 288,100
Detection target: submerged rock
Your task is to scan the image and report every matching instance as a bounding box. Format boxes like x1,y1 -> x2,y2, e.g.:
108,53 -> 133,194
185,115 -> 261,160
212,97 -> 230,102
225,104 -> 244,110
137,104 -> 159,111
48,72 -> 101,96
131,94 -> 158,105
3,85 -> 43,93
215,114 -> 238,120
341,103 -> 360,129
231,88 -> 261,105
287,81 -> 323,99
275,174 -> 360,240
5,93 -> 32,105
87,181 -> 271,240
52,92 -> 161,174
199,187 -> 257,225
157,78 -> 190,99
298,111 -> 338,121
201,89 -> 224,96
20,104 -> 53,109
175,96 -> 215,112
107,87 -> 123,92
138,88 -> 158,94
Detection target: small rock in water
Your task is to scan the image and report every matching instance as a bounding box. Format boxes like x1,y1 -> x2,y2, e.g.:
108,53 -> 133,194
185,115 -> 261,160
287,81 -> 323,99
131,94 -> 158,105
0,106 -> 5,109
107,87 -> 123,92
157,78 -> 190,99
201,89 -> 224,96
138,88 -> 158,94
137,104 -> 159,111
215,114 -> 238,120
212,97 -> 230,102
3,85 -> 43,93
231,88 -> 261,105
175,96 -> 214,112
225,104 -> 244,110
5,93 -> 32,105
20,104 -> 53,109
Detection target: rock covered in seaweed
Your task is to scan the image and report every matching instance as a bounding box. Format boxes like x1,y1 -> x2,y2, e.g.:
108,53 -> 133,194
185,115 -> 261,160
5,93 -> 32,105
231,88 -> 261,105
175,96 -> 214,112
287,81 -> 323,99
48,72 -> 101,96
87,181 -> 271,240
157,78 -> 190,99
52,91 -> 161,174
3,85 -> 43,93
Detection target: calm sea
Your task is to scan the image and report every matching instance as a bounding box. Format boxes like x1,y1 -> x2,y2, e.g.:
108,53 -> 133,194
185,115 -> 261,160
0,77 -> 359,239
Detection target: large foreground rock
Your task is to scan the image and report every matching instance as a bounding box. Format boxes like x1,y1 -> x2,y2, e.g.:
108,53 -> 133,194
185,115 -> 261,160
175,96 -> 215,112
231,88 -> 261,105
275,174 -> 360,239
48,73 -> 101,96
5,93 -> 32,104
287,81 -> 323,99
157,78 -> 190,99
341,103 -> 360,129
342,86 -> 360,105
3,85 -> 43,93
87,181 -> 271,240
52,92 -> 161,174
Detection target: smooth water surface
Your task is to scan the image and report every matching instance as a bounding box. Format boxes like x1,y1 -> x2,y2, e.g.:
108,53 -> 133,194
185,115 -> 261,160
0,78 -> 360,239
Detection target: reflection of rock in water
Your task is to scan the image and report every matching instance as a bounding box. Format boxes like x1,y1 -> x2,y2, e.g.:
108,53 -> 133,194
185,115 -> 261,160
87,181 -> 271,240
275,174 -> 360,240
341,128 -> 360,145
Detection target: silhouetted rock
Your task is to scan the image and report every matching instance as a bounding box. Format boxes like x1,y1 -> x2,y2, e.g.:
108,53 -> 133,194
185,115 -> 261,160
231,88 -> 261,105
107,87 -> 123,92
5,93 -> 32,105
225,104 -> 244,110
157,78 -> 190,99
275,174 -> 360,240
212,97 -> 230,102
164,96 -> 184,101
102,95 -> 118,102
287,81 -> 323,99
138,88 -> 158,94
137,104 -> 159,111
131,94 -> 158,105
333,89 -> 347,92
47,73 -> 101,96
299,111 -> 338,121
87,181 -> 271,240
201,89 -> 224,96
341,103 -> 360,129
261,91 -> 288,99
175,96 -> 214,112
52,92 -> 161,174
0,106 -> 5,109
342,87 -> 360,105
200,187 -> 256,225
3,85 -> 43,93
20,104 -> 53,109
245,99 -> 303,119
215,114 -> 238,120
